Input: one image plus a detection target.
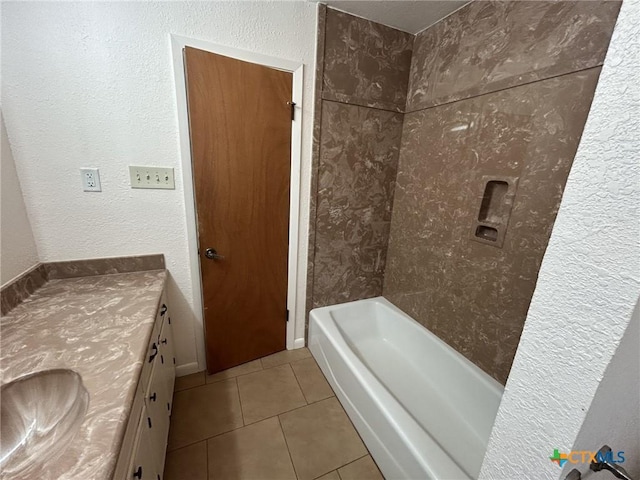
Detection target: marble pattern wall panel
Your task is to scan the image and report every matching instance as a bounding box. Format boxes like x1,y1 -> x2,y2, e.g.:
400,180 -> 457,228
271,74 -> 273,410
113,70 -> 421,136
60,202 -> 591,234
384,69 -> 602,384
407,1 -> 621,111
313,101 -> 403,308
323,8 -> 413,112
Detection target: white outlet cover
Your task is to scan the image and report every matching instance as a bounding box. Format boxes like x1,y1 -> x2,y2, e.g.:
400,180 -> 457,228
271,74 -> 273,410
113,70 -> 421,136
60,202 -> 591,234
129,166 -> 175,190
80,168 -> 101,192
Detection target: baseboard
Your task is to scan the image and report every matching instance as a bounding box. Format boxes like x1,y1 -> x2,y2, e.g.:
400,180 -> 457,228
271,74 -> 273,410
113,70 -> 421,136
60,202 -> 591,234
177,342 -> 305,375
175,362 -> 201,377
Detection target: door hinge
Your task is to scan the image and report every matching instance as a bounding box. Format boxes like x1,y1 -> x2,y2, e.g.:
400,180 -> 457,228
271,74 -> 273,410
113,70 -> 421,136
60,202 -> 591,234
286,309 -> 290,322
287,101 -> 296,121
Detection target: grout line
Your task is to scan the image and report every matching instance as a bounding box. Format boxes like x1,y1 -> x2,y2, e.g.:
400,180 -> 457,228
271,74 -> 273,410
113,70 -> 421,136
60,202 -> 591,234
206,365 -> 263,385
243,395 -> 333,428
321,97 -> 403,115
205,438 -> 210,479
312,470 -> 339,480
278,415 -> 300,480
187,357 -> 301,390
166,423 -> 240,453
235,376 -> 246,426
173,372 -> 207,393
165,439 -> 207,455
336,453 -> 370,473
404,64 -> 604,116
290,360 -> 310,405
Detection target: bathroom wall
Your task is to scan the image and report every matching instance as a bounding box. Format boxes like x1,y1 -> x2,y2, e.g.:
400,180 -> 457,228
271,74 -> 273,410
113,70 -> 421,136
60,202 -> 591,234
307,8 -> 412,311
383,0 -> 621,384
0,114 -> 39,286
480,0 -> 639,473
562,302 -> 639,479
1,1 -> 317,373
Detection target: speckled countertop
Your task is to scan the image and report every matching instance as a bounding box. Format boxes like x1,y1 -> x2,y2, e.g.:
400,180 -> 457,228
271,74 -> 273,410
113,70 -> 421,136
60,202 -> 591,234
0,270 -> 167,480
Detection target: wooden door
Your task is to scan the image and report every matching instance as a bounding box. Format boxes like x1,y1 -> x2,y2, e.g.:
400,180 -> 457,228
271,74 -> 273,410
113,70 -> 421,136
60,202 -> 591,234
184,47 -> 292,373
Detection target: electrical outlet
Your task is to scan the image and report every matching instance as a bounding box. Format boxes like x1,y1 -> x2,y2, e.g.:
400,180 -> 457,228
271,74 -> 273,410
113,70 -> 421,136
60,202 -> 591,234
129,166 -> 175,190
80,168 -> 101,192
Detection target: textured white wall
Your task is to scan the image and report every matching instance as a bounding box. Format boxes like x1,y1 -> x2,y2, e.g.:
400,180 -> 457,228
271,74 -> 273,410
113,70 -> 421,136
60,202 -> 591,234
561,300 -> 639,479
479,0 -> 640,478
1,1 -> 317,370
0,113 -> 39,285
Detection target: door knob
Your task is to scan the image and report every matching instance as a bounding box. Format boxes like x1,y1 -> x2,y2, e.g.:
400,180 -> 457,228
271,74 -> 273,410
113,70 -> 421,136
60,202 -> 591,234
204,248 -> 224,260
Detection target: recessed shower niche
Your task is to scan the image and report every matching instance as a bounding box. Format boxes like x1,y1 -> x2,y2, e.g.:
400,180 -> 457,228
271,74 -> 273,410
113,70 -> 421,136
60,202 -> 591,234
471,176 -> 519,248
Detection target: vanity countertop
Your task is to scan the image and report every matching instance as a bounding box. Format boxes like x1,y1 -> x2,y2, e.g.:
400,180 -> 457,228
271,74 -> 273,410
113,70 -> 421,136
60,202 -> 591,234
0,269 -> 167,480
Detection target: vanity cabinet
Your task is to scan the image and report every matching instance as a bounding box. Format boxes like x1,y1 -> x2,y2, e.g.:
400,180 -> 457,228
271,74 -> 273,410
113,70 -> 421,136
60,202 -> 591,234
129,405 -> 160,480
114,296 -> 176,480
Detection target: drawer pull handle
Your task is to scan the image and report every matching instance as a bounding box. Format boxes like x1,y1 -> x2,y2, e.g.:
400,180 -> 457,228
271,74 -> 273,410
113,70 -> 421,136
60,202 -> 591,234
161,338 -> 167,345
160,304 -> 167,316
133,466 -> 142,479
149,343 -> 158,363
149,392 -> 157,402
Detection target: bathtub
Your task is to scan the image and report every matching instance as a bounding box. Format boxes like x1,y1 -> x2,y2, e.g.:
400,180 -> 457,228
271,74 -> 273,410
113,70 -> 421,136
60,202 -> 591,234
309,297 -> 504,480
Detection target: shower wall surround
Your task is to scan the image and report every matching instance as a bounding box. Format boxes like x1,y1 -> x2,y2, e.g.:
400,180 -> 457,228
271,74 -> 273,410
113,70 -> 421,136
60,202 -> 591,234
307,2 -> 620,383
405,1 -> 622,112
384,0 -> 621,384
308,8 -> 412,311
384,71 -> 602,384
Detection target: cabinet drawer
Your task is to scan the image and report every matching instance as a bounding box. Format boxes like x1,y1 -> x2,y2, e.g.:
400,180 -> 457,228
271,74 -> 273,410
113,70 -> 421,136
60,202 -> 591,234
113,381 -> 145,480
138,301 -> 165,396
127,405 -> 159,480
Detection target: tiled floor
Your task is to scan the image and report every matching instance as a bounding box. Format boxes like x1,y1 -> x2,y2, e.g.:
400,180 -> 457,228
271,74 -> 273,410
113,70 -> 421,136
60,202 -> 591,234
164,348 -> 384,480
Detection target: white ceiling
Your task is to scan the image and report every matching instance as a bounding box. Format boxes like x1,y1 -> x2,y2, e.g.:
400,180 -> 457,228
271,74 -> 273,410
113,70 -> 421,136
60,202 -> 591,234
316,1 -> 469,34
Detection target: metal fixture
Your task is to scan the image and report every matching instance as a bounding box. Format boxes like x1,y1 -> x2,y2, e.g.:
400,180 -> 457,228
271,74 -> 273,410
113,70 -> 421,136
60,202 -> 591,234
591,446 -> 634,480
204,248 -> 224,260
563,445 -> 636,480
566,469 -> 582,480
149,343 -> 158,363
287,101 -> 297,120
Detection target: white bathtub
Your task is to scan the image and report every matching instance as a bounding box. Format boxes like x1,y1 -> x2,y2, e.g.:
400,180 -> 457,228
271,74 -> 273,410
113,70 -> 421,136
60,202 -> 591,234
309,297 -> 504,480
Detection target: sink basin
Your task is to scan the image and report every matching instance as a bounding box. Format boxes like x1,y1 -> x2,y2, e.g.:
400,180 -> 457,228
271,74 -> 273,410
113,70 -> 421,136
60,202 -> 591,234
0,369 -> 89,477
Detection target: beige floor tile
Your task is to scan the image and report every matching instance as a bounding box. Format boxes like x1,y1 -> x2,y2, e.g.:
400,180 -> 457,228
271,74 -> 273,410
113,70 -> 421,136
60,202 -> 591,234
260,347 -> 311,369
291,357 -> 334,403
174,371 -> 206,392
164,441 -> 207,480
279,397 -> 367,480
237,364 -> 306,424
338,455 -> 384,480
207,417 -> 296,480
315,471 -> 340,480
206,359 -> 263,384
168,379 -> 243,450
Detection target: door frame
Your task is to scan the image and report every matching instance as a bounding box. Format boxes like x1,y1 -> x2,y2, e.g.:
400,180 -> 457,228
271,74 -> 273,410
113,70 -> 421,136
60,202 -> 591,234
170,34 -> 304,372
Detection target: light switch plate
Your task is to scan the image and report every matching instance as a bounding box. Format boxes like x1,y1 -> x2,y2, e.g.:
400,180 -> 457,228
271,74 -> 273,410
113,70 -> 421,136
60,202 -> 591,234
129,166 -> 175,190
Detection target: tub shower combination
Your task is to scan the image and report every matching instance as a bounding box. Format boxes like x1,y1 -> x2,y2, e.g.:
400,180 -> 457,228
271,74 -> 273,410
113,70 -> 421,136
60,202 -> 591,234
309,298 -> 504,480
